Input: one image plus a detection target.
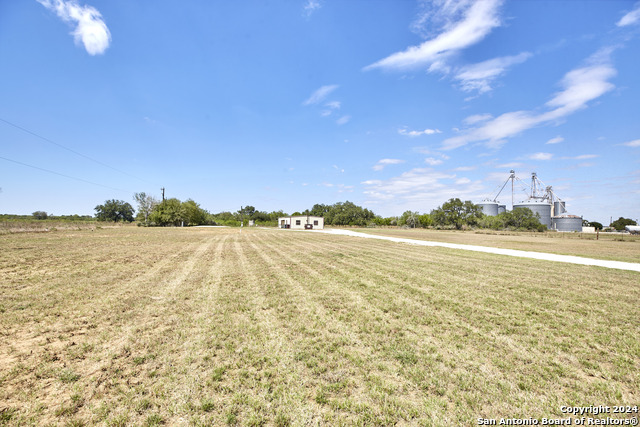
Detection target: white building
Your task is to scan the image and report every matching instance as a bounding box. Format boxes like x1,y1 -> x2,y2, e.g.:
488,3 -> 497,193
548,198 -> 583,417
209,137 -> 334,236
278,215 -> 324,230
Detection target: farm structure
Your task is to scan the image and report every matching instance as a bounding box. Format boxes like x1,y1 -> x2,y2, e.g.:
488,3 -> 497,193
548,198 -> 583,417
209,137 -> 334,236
479,171 -> 583,231
278,215 -> 324,230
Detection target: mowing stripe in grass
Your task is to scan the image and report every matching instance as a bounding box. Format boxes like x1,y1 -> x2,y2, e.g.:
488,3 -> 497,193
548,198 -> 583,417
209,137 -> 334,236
304,229 -> 640,272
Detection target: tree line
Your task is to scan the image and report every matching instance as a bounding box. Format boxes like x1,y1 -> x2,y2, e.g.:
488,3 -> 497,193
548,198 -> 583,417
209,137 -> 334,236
91,194 -> 637,232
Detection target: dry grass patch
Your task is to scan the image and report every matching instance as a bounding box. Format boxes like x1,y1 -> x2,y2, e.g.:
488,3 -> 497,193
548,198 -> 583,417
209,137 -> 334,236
1,227 -> 638,425
356,227 -> 640,263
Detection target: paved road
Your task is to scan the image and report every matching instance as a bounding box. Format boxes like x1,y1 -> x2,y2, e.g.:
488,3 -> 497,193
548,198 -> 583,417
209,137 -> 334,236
308,228 -> 640,273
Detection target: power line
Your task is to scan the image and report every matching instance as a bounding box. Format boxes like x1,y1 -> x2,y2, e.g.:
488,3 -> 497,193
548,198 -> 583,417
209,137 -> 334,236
0,117 -> 156,186
0,155 -> 132,193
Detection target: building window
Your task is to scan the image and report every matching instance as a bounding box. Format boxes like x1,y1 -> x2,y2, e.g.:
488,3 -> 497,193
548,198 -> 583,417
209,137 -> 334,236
295,220 -> 301,225
314,220 -> 318,226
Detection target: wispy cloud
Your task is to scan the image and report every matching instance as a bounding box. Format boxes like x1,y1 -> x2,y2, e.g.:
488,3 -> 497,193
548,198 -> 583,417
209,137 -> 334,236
620,139 -> 640,147
528,152 -> 553,161
546,136 -> 564,145
336,115 -> 351,125
373,158 -> 405,171
362,167 -> 484,211
496,162 -> 523,169
303,84 -> 338,105
320,182 -> 353,193
463,114 -> 492,125
425,157 -> 443,166
573,154 -> 598,160
398,127 -> 442,137
303,0 -> 322,17
455,52 -> 532,94
320,101 -> 341,117
617,2 -> 640,27
364,0 -> 503,72
38,0 -> 111,55
441,49 -> 617,150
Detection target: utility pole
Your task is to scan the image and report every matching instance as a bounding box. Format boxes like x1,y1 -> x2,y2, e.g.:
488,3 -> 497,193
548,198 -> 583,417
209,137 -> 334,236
161,187 -> 165,201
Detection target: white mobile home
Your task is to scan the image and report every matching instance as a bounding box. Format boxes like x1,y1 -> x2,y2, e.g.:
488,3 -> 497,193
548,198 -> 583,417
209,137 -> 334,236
278,215 -> 324,230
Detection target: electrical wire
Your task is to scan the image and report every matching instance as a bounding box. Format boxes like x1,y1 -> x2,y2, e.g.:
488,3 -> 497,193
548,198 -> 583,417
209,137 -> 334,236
0,155 -> 132,193
0,117 -> 156,186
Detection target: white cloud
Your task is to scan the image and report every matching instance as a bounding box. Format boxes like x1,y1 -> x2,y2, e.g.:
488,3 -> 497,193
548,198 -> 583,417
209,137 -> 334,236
463,114 -> 492,125
617,2 -> 640,26
573,154 -> 598,160
362,167 -> 485,211
320,101 -> 340,117
38,0 -> 111,55
455,52 -> 532,94
336,115 -> 351,125
546,136 -> 564,145
453,166 -> 476,171
441,50 -> 617,150
621,139 -> 640,147
425,157 -> 443,166
319,182 -> 353,193
364,0 -> 503,72
542,64 -> 616,119
496,162 -> 523,168
333,164 -> 345,173
303,0 -> 321,17
373,158 -> 405,171
303,85 -> 338,105
336,184 -> 354,193
529,152 -> 553,161
398,127 -> 442,137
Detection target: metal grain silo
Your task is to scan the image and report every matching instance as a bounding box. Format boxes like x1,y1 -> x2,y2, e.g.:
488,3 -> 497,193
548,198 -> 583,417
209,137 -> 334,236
478,201 -> 499,216
551,214 -> 582,232
553,201 -> 566,216
498,205 -> 506,214
513,200 -> 552,228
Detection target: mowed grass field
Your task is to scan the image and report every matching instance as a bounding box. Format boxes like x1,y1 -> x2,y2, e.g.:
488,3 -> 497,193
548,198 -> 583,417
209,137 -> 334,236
1,227 -> 638,426
357,228 -> 640,263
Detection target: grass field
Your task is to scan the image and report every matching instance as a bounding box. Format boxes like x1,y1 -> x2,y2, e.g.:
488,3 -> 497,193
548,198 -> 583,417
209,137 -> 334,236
0,219 -> 111,235
356,228 -> 640,263
1,227 -> 638,426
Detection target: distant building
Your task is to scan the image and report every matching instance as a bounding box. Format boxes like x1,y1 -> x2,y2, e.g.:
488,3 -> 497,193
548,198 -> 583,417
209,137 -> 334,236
278,215 -> 324,230
626,225 -> 640,234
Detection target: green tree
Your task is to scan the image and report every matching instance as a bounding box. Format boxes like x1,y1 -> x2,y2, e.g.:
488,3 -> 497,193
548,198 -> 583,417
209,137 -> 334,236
32,211 -> 48,220
322,201 -> 375,226
182,199 -> 208,226
237,206 -> 256,220
398,211 -> 420,228
95,200 -> 135,222
418,213 -> 432,228
611,217 -> 637,231
149,198 -> 185,226
133,192 -> 159,224
588,221 -> 603,230
431,198 -> 481,230
509,208 -> 545,231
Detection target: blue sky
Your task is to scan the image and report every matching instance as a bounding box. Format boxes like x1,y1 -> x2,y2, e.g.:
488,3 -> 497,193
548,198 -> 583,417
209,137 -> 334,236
1,0 -> 639,224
